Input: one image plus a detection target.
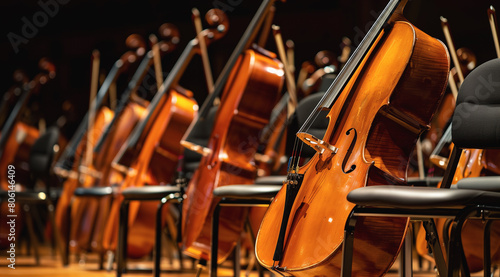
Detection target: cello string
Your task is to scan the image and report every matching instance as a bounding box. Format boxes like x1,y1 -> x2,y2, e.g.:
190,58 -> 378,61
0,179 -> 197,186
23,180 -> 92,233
293,0 -> 404,170
298,0 -> 402,135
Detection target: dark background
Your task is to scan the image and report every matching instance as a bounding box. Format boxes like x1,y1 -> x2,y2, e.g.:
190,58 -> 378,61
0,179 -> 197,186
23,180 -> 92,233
0,0 -> 497,140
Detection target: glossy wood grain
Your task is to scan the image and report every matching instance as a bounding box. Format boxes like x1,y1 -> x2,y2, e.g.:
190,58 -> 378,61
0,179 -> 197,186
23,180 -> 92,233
182,49 -> 284,263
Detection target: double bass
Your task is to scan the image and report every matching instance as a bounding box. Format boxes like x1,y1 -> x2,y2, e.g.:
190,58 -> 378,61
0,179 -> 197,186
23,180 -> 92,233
255,0 -> 449,275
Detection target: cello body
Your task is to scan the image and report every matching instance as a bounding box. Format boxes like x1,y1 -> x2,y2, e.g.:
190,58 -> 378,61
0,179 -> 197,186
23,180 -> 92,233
70,101 -> 147,254
102,89 -> 196,258
182,49 -> 284,263
0,61 -> 56,249
255,17 -> 449,276
54,107 -> 114,252
0,122 -> 39,190
0,122 -> 38,249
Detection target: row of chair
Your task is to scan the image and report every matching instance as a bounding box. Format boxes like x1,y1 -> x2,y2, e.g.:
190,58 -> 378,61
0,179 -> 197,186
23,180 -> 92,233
7,58 -> 500,277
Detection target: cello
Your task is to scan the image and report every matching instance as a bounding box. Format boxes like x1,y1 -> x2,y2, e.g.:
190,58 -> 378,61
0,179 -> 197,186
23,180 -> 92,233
0,59 -> 56,191
255,0 -> 449,276
0,70 -> 29,128
0,59 -> 56,249
69,26 -> 181,258
101,9 -> 229,259
54,38 -> 145,255
181,0 -> 284,264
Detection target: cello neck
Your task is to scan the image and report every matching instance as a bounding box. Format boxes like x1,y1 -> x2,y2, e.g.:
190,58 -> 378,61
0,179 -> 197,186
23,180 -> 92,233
299,0 -> 405,133
192,0 -> 277,121
0,60 -> 55,157
119,41 -> 198,153
93,51 -> 154,152
182,0 -> 278,150
54,58 -> 126,172
115,13 -> 228,158
0,84 -> 32,157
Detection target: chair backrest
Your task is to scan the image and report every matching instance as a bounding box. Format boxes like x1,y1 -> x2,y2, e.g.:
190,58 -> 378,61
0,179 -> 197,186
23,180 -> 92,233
182,106 -> 218,172
29,126 -> 60,181
452,58 -> 500,149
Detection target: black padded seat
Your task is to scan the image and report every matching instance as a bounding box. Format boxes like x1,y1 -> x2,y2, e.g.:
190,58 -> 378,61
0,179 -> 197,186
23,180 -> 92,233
213,185 -> 281,201
210,184 -> 281,277
254,175 -> 286,185
116,184 -> 183,277
347,185 -> 500,210
452,176 -> 500,192
74,186 -> 115,197
121,185 -> 180,201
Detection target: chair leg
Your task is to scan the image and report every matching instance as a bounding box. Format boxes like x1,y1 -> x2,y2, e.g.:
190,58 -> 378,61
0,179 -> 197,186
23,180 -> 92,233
98,251 -> 104,270
65,199 -> 72,266
23,204 -> 41,265
210,203 -> 221,277
154,200 -> 166,277
117,200 -> 130,277
341,209 -> 357,277
233,238 -> 241,277
47,201 -> 69,266
442,218 -> 453,254
484,220 -> 493,277
399,225 -> 413,277
448,207 -> 475,277
422,218 -> 447,277
176,201 -> 184,270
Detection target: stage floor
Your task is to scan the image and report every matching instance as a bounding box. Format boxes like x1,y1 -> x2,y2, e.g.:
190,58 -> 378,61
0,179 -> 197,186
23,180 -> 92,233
0,244 -> 488,277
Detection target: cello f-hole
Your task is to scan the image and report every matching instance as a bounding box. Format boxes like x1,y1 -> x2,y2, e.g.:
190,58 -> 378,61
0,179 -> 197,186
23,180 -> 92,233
342,128 -> 357,174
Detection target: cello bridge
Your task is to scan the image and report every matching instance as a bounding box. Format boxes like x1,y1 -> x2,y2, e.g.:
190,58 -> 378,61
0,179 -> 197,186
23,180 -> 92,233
297,132 -> 338,158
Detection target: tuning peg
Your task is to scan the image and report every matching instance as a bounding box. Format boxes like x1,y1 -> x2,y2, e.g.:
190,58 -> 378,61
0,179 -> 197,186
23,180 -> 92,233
125,34 -> 147,57
314,50 -> 338,70
38,58 -> 56,80
205,9 -> 229,35
456,47 -> 476,71
13,69 -> 29,84
158,23 -> 180,53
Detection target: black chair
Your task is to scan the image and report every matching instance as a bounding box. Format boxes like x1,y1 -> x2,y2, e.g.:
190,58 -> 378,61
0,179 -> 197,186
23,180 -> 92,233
342,58 -> 500,277
115,186 -> 183,277
112,106 -> 218,277
0,126 -> 67,266
209,89 -> 331,277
